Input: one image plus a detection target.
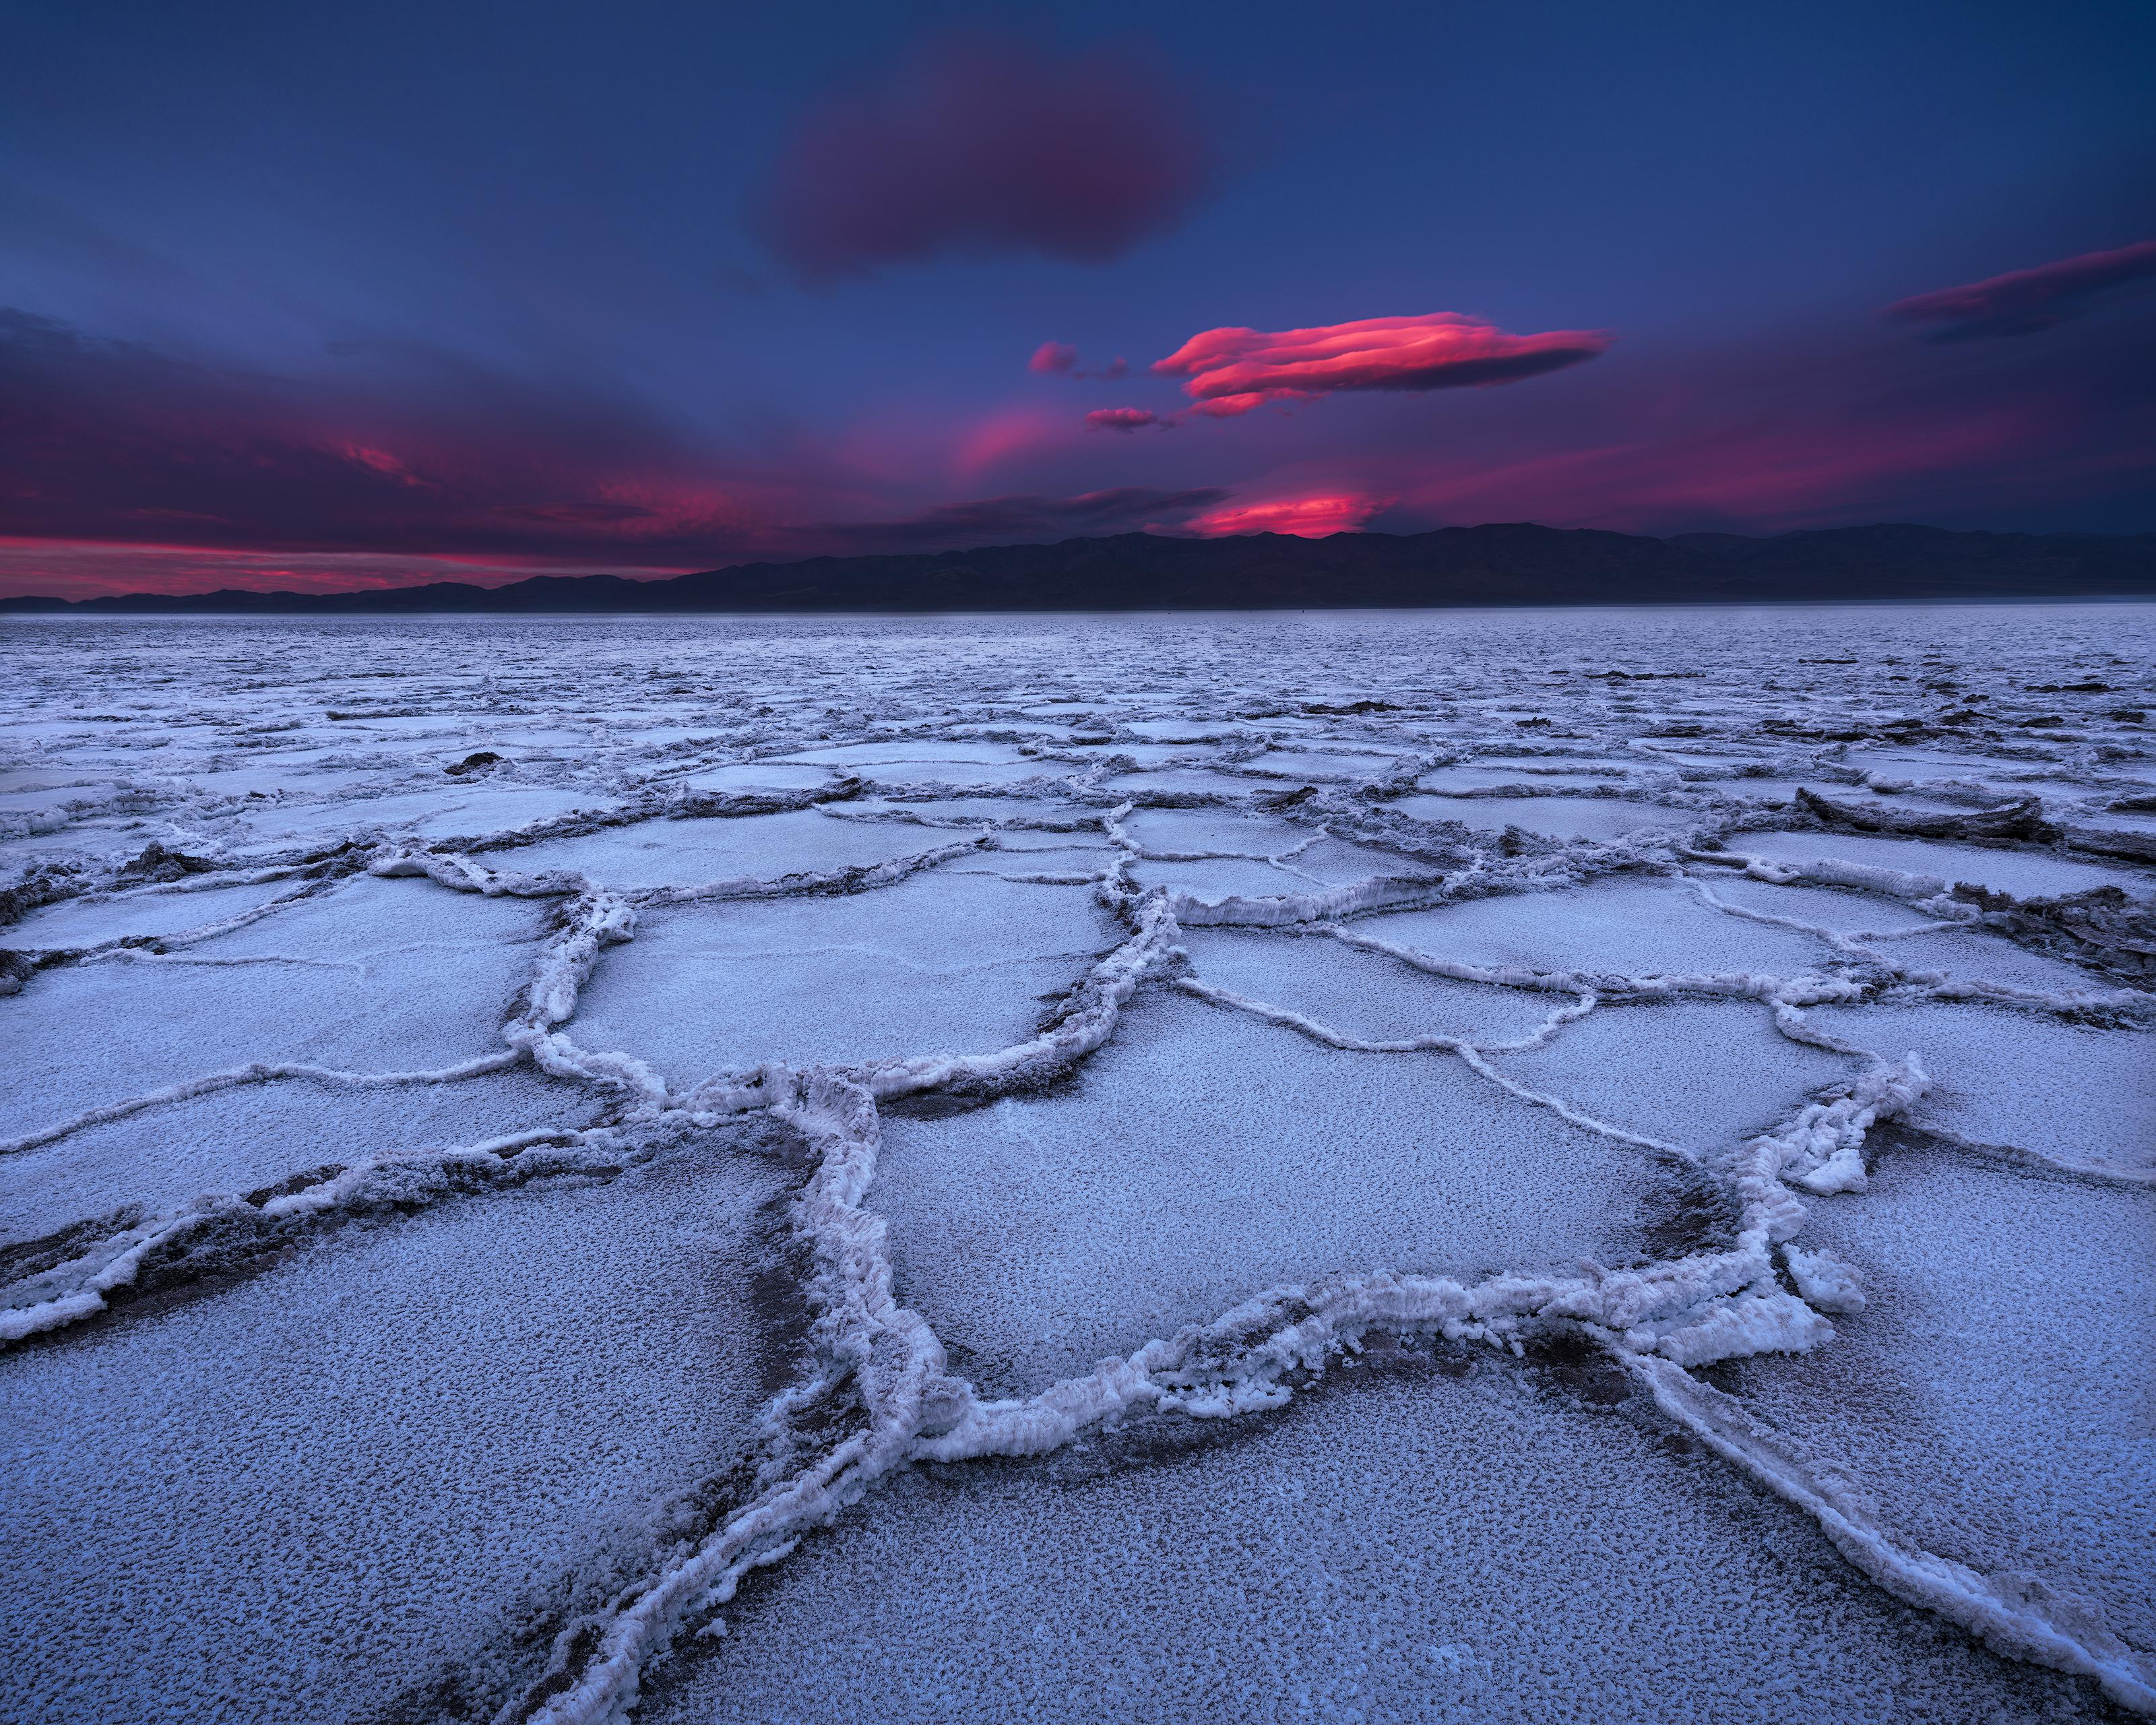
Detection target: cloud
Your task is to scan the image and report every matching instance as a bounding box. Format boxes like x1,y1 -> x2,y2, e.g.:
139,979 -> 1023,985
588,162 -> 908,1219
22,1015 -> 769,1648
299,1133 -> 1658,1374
0,311 -> 1237,594
0,309 -> 792,569
751,33 -> 1221,279
823,486 -> 1230,548
1085,407 -> 1162,431
0,537 -> 650,600
1034,342 -> 1130,380
1885,239 -> 2156,340
1150,313 -> 1614,416
1186,493 -> 1391,537
953,404 -> 1069,477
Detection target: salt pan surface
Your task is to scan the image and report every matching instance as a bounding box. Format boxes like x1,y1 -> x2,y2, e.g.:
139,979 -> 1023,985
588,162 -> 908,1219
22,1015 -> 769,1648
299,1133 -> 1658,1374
2,604 -> 2149,1724
639,1360 -> 2101,1725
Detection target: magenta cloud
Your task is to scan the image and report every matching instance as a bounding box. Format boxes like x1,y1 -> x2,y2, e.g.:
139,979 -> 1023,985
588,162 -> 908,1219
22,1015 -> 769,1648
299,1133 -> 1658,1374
751,34 -> 1220,279
1885,239 -> 2156,340
1147,313 -> 1614,417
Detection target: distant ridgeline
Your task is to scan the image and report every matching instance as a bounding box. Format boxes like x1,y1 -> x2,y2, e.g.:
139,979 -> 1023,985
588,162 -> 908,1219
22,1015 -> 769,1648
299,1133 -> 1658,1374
7,524 -> 2155,613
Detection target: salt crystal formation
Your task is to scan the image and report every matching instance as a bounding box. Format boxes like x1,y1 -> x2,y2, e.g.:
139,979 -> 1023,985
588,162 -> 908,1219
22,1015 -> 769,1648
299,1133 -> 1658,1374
1,606 -> 2150,1724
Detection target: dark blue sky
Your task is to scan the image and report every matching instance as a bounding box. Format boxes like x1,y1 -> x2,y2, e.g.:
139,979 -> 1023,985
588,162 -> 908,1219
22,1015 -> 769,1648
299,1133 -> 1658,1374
4,1 -> 2153,593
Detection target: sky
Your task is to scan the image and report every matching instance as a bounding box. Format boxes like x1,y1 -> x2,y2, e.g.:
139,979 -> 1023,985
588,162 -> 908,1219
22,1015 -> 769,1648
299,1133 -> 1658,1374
3,0 -> 2153,596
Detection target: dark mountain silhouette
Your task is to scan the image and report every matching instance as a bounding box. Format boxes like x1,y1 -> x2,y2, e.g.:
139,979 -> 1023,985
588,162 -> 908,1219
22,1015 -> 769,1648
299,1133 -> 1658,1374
5,524 -> 2153,614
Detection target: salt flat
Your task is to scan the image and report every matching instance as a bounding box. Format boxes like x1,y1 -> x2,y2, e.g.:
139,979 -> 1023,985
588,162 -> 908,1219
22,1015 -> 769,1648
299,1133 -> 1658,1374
1,605 -> 2151,1725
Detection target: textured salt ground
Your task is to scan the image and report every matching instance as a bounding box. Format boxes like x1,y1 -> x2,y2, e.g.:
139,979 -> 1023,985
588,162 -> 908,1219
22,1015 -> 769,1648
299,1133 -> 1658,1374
1414,765 -> 1637,792
1391,793 -> 1692,841
1360,875 -> 1830,979
0,819 -> 172,869
3,876 -> 540,1141
671,762 -> 835,792
408,785 -> 621,839
1816,788 -> 2020,819
1490,1001 -> 1856,1154
503,809 -> 961,887
6,875 -> 301,947
0,1067 -> 597,1243
841,794 -> 1096,828
852,759 -> 1081,787
1291,835 -> 1445,886
1688,778 -> 1816,805
0,1132 -> 786,1725
636,1357 -> 2102,1725
1729,1145 -> 2156,1650
568,872 -> 1112,1085
1118,813 -> 1420,893
1819,1003 -> 2155,1172
1241,749 -> 1415,780
1120,807 -> 1317,856
1132,855 -> 1317,901
877,991 -> 1662,1395
1699,873 -> 1959,935
1859,927 -> 2122,995
1728,830 -> 2153,899
947,848 -> 1110,884
216,785 -> 593,846
1846,747 -> 2046,779
778,741 -> 1034,767
1104,765 -> 1258,795
1120,720 -> 1239,741
1175,927 -> 1560,1045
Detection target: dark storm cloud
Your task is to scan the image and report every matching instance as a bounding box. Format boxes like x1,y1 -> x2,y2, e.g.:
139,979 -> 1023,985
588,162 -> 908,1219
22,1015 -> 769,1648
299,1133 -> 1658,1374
821,486 -> 1230,548
751,33 -> 1222,280
1084,407 -> 1162,431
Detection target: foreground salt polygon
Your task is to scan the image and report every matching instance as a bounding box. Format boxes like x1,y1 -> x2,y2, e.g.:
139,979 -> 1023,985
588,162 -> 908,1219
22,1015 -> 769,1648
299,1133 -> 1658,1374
0,606 -> 2150,1725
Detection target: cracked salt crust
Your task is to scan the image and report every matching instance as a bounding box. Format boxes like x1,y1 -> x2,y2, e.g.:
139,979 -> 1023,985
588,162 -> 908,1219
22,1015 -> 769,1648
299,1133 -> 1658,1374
1,604 -> 2151,1724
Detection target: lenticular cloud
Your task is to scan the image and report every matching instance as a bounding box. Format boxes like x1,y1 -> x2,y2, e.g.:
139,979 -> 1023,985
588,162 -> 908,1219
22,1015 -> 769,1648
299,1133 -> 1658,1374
1149,313 -> 1613,417
1884,239 -> 2156,340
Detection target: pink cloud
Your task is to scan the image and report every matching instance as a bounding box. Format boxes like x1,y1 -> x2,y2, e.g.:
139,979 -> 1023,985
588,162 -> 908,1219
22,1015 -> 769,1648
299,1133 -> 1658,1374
1085,407 -> 1162,431
953,404 -> 1069,477
1886,239 -> 2156,339
1151,313 -> 1614,416
1187,493 -> 1391,537
751,34 -> 1221,278
340,444 -> 435,487
1392,407 -> 2049,533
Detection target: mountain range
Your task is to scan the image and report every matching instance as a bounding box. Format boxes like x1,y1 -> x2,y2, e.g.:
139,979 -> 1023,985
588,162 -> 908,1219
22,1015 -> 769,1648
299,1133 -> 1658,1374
5,524 -> 2153,614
